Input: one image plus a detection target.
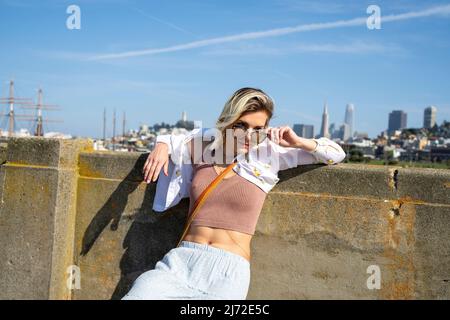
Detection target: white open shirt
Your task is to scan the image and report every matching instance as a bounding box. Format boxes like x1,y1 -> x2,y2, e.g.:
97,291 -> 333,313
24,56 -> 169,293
152,127 -> 346,212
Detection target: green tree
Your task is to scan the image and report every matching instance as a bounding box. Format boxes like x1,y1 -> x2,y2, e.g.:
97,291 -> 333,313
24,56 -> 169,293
349,149 -> 364,162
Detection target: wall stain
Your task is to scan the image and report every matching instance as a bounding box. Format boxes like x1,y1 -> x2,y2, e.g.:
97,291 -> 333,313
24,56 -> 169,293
381,198 -> 416,299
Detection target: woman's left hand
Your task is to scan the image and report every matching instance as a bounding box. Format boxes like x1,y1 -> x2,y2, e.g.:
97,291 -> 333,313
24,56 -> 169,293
267,126 -> 300,148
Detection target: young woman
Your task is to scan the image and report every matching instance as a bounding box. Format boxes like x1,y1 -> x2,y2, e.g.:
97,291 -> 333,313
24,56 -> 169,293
122,87 -> 346,300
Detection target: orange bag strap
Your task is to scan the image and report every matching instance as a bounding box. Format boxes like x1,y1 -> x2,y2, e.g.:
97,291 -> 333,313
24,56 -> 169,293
176,160 -> 237,247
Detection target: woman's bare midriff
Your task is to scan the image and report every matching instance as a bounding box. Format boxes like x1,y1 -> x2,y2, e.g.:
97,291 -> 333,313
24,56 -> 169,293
181,225 -> 252,262
182,139 -> 252,262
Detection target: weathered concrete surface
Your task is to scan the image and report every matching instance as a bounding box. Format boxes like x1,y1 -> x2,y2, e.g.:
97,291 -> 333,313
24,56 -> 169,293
73,152 -> 187,299
73,153 -> 450,300
0,137 -> 92,299
251,165 -> 450,299
0,142 -> 7,164
1,137 -> 449,300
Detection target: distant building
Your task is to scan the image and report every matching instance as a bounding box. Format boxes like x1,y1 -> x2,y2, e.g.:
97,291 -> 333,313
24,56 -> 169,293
319,101 -> 330,138
44,132 -> 72,139
339,123 -> 351,142
331,123 -> 342,140
139,124 -> 149,135
329,123 -> 335,137
344,103 -> 355,138
175,111 -> 194,130
388,110 -> 407,135
423,106 -> 437,129
293,124 -> 314,138
354,131 -> 369,139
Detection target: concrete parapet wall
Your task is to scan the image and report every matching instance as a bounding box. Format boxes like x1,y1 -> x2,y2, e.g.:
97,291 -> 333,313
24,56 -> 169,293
0,137 -> 449,299
0,137 -> 92,299
0,142 -> 7,164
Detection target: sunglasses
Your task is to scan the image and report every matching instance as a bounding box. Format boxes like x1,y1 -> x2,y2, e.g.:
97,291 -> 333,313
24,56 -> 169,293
230,123 -> 268,145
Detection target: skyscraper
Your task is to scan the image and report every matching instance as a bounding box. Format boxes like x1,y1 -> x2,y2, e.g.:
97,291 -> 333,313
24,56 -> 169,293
339,123 -> 351,141
293,124 -> 314,138
329,123 -> 335,137
388,110 -> 407,134
423,106 -> 437,128
344,103 -> 354,138
320,101 -> 330,138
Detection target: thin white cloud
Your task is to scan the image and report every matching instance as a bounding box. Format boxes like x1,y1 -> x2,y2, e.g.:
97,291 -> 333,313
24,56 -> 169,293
88,4 -> 450,61
200,41 -> 402,56
134,7 -> 198,38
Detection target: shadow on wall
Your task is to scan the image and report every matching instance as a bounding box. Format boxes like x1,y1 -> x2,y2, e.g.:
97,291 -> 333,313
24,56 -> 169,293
78,153 -> 188,300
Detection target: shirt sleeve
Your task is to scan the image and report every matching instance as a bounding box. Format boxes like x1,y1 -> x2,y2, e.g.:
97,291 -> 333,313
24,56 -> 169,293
152,129 -> 201,212
156,133 -> 189,157
309,137 -> 347,165
270,137 -> 346,171
155,134 -> 173,154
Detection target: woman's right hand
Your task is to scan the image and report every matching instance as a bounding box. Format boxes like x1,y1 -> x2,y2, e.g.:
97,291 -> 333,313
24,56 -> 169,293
143,142 -> 169,183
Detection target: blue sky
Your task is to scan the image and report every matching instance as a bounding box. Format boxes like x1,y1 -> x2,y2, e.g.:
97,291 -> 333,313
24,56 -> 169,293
1,0 -> 449,139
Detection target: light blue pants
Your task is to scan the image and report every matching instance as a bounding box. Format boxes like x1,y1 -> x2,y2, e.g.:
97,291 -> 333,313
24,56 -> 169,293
121,241 -> 251,300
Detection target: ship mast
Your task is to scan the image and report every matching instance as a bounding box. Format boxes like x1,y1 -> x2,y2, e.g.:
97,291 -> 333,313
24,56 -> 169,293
0,80 -> 34,137
20,87 -> 63,136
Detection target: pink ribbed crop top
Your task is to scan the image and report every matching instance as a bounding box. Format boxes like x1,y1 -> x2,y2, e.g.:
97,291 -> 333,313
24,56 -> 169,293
187,161 -> 267,235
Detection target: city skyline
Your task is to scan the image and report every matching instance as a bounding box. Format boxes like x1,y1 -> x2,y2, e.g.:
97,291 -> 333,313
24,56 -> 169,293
1,0 -> 449,139
0,78 -> 446,140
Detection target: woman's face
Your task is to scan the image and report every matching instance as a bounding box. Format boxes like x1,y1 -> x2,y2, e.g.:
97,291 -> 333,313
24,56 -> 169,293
229,110 -> 269,155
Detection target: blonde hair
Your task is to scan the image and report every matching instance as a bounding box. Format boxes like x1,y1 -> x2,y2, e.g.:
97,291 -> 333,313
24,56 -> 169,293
209,87 -> 274,151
